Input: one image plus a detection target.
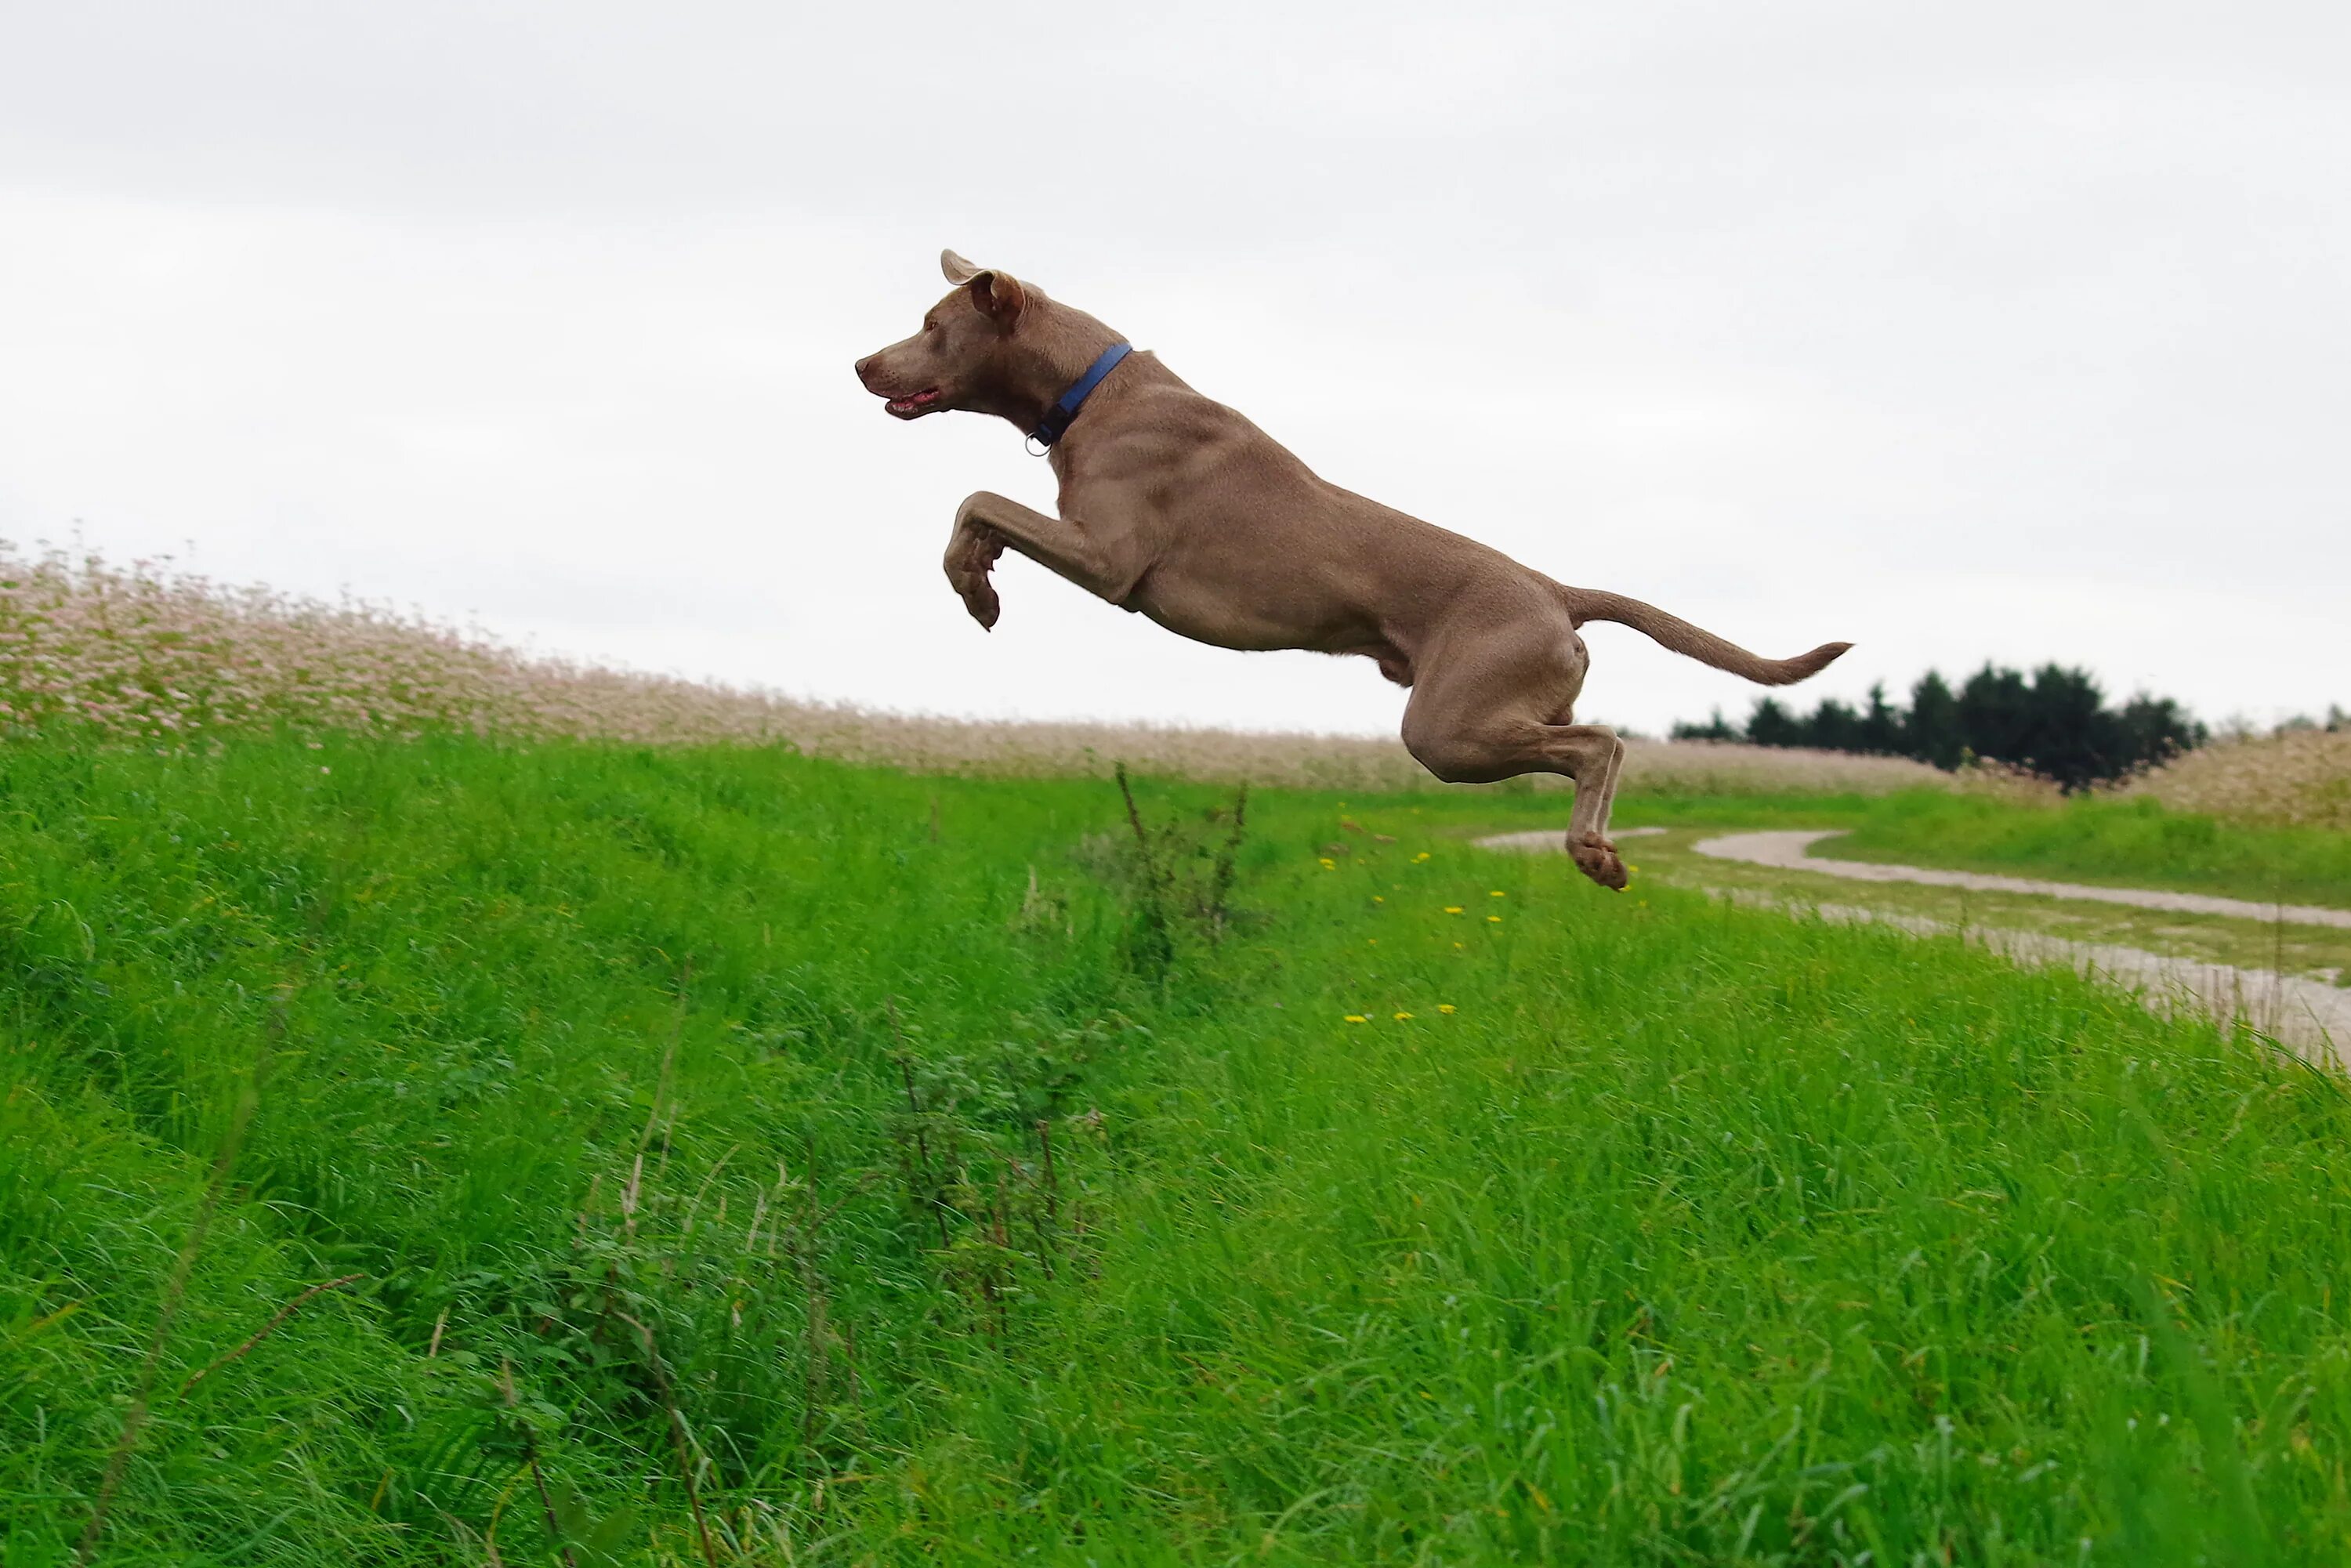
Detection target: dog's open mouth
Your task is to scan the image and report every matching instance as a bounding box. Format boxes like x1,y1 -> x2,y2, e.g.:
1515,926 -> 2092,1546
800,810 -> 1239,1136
884,387 -> 943,418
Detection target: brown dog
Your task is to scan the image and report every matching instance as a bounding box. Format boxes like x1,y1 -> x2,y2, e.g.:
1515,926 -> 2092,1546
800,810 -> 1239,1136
856,251 -> 1850,889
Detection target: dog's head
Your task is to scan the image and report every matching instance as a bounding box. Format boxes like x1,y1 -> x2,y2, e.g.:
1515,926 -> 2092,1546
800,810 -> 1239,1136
853,250 -> 1031,421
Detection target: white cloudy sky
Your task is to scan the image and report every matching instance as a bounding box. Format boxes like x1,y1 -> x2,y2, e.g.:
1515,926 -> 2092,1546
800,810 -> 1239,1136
2,2 -> 2343,738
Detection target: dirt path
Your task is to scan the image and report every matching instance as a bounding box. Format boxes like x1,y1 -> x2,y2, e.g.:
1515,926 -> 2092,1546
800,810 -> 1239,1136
1704,889 -> 2351,1066
1477,827 -> 2349,1065
1692,829 -> 2351,930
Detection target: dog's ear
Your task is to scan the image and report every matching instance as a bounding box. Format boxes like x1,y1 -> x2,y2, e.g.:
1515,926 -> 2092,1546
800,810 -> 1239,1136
964,269 -> 1026,325
943,251 -> 1026,326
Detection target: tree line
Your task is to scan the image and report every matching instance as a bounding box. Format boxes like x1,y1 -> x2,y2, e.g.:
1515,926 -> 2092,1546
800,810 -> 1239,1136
1671,664 -> 2207,791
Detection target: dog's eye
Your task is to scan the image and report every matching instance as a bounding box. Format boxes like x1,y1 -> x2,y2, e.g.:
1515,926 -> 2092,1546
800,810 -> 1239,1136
923,318 -> 940,335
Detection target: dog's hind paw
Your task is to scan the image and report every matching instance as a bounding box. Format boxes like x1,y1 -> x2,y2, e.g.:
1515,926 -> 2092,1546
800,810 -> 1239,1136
1568,831 -> 1628,891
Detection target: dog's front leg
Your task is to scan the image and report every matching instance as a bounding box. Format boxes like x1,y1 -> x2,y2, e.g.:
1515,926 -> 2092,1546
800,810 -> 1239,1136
945,491 -> 1138,630
944,508 -> 1009,629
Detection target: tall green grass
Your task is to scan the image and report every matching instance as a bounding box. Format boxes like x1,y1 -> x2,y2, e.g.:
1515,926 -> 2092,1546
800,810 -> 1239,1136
5,736 -> 2350,1563
1825,789 -> 2351,908
1,736 -> 1204,1563
824,795 -> 2351,1563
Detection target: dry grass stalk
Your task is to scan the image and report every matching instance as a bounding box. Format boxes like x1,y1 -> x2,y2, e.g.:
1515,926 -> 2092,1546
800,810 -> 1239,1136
176,1273 -> 364,1397
75,986 -> 292,1566
498,1356 -> 580,1568
612,1312 -> 720,1568
886,998 -> 955,1251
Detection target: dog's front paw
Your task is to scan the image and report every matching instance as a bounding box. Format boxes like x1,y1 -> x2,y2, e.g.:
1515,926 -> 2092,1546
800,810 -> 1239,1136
958,578 -> 1001,629
944,527 -> 1005,630
1568,831 -> 1628,891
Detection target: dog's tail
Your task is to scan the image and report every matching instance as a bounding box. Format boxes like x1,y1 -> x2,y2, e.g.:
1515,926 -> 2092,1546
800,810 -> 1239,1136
1556,585 -> 1851,686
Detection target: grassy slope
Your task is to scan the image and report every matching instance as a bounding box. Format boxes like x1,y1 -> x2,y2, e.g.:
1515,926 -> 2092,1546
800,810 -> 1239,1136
2,737 -> 1179,1565
6,737 -> 2351,1564
1822,791 -> 2351,911
873,795 -> 2351,1564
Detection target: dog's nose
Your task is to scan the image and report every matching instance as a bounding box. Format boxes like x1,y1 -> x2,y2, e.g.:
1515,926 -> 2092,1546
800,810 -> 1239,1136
853,355 -> 875,383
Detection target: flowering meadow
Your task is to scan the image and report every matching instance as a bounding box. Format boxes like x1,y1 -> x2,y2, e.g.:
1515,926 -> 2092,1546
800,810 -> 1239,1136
0,541 -> 1951,795
2133,727 -> 2351,829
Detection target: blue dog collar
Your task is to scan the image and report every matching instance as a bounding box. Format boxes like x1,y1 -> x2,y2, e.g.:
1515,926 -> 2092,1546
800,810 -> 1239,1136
1027,342 -> 1132,454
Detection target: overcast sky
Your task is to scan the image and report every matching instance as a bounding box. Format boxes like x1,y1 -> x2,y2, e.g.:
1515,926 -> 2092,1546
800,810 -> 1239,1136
2,2 -> 2343,739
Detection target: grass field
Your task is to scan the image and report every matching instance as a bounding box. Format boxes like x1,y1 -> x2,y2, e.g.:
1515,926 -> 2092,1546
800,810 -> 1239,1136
8,733 -> 2351,1564
1820,790 -> 2351,911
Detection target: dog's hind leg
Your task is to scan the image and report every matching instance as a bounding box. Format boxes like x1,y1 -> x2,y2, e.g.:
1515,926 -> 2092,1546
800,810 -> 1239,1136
1539,723 -> 1631,889
1403,712 -> 1629,890
1398,617 -> 1632,890
1567,729 -> 1630,889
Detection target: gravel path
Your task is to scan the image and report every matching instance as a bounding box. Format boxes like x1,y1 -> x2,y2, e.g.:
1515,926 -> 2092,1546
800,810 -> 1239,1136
1476,826 -> 2349,1064
1693,829 -> 2351,930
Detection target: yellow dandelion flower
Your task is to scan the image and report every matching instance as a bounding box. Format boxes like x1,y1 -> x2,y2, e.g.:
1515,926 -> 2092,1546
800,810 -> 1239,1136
1343,1014 -> 1367,1024
1437,1004 -> 1457,1015
1319,856 -> 1337,870
1489,890 -> 1505,898
1413,851 -> 1431,863
1487,914 -> 1502,923
1373,895 -> 1385,904
1453,941 -> 1465,950
1393,1011 -> 1415,1022
1628,864 -> 1639,873
1444,905 -> 1464,914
